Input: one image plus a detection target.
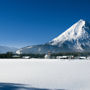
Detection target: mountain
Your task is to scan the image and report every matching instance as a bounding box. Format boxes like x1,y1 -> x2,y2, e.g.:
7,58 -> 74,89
16,44 -> 61,54
16,19 -> 90,54
0,46 -> 18,54
49,19 -> 90,52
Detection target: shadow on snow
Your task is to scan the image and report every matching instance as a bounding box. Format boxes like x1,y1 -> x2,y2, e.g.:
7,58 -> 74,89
0,82 -> 65,90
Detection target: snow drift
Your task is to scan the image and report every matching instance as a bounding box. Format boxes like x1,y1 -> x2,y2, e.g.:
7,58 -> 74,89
0,59 -> 90,90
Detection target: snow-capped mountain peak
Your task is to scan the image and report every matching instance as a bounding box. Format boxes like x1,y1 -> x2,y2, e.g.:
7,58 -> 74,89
49,19 -> 90,46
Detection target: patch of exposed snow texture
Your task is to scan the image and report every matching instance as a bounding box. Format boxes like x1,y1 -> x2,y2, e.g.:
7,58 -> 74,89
0,59 -> 90,90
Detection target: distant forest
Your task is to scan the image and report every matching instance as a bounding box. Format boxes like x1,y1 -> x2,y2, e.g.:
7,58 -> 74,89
0,52 -> 90,58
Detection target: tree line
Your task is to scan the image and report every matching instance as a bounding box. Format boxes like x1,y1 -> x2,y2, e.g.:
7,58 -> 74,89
0,52 -> 90,58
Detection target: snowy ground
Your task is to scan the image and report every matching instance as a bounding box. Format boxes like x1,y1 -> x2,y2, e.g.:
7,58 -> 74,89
0,59 -> 90,90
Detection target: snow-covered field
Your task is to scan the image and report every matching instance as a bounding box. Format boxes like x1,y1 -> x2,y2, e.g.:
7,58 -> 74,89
0,59 -> 90,90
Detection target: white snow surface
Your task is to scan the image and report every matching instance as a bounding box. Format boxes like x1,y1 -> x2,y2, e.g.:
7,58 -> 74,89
52,19 -> 86,42
0,59 -> 90,90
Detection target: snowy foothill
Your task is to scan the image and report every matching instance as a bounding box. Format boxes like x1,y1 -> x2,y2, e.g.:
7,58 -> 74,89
0,59 -> 90,90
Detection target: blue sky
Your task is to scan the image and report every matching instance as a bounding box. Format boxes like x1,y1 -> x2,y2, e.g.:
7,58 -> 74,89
0,0 -> 90,48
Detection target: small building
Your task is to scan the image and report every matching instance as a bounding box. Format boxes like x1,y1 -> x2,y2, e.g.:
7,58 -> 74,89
68,55 -> 74,59
56,56 -> 68,59
56,55 -> 74,59
22,56 -> 30,59
44,51 -> 51,59
78,56 -> 86,59
12,55 -> 20,58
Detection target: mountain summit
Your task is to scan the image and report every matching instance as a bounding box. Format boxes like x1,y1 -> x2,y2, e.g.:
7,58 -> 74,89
49,19 -> 90,52
16,19 -> 90,54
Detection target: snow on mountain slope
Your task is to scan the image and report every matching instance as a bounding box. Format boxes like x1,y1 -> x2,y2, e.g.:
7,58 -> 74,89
49,19 -> 90,52
16,44 -> 60,54
51,19 -> 86,42
16,19 -> 90,54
